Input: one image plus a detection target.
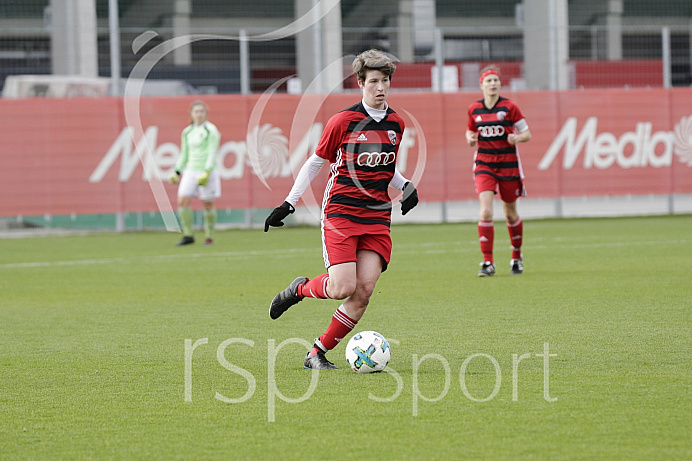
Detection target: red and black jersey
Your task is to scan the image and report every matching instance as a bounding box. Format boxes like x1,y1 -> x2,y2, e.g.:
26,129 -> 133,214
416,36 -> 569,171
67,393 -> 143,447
467,96 -> 526,181
316,102 -> 405,228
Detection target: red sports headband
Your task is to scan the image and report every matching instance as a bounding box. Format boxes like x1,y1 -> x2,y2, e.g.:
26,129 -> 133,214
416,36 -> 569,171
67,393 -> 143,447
479,69 -> 500,84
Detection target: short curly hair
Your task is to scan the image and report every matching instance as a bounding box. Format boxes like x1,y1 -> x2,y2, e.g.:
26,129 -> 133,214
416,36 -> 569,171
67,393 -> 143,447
352,49 -> 396,82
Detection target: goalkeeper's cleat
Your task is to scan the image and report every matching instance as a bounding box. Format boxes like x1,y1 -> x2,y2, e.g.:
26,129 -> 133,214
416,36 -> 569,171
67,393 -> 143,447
176,235 -> 195,246
510,258 -> 524,275
269,276 -> 306,320
477,261 -> 496,277
304,350 -> 338,370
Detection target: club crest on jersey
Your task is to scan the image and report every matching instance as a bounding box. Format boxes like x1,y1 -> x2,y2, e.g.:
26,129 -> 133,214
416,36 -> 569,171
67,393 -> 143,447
387,130 -> 397,145
497,111 -> 507,121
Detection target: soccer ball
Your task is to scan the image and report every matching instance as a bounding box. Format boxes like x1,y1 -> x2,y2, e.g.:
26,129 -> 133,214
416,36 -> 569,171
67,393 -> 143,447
345,330 -> 391,373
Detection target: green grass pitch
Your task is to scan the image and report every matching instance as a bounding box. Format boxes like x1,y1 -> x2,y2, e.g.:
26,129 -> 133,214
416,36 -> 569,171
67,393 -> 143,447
1,216 -> 690,460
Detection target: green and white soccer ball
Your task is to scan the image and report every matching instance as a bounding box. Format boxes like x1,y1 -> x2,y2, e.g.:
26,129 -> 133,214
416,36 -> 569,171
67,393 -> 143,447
345,330 -> 391,373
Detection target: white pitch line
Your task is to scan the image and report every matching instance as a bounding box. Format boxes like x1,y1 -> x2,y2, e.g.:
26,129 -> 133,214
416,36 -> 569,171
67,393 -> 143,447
0,247 -> 313,269
0,238 -> 687,270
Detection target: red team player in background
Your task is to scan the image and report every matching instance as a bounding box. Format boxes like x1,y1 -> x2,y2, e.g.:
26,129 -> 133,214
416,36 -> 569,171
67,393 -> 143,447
264,49 -> 419,370
466,65 -> 532,277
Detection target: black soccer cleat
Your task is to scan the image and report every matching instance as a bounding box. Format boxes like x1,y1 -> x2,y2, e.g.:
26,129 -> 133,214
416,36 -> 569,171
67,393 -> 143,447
176,235 -> 195,246
303,350 -> 338,370
269,276 -> 307,320
477,261 -> 496,277
510,258 -> 524,275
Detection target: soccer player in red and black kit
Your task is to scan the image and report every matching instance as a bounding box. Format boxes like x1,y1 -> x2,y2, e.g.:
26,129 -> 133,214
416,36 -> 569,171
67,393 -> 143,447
264,49 -> 419,369
466,65 -> 532,277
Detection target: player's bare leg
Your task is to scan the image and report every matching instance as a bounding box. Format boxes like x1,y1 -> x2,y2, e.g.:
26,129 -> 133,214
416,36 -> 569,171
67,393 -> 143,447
341,250 -> 383,320
325,262 -> 357,300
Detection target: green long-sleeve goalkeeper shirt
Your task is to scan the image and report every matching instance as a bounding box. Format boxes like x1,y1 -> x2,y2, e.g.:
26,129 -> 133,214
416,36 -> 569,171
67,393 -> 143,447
176,121 -> 220,172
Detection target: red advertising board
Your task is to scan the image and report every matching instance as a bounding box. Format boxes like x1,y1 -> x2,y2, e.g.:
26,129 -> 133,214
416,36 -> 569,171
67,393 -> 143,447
1,88 -> 691,218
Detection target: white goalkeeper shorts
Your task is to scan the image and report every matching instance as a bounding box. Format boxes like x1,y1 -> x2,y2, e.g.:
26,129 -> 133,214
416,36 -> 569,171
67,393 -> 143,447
177,169 -> 221,201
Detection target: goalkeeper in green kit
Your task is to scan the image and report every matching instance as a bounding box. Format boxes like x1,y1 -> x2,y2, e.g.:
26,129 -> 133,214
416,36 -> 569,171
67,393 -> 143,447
169,100 -> 221,246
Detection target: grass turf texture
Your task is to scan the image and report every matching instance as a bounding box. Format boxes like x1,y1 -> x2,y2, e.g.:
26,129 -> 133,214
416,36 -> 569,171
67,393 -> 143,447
1,216 -> 690,460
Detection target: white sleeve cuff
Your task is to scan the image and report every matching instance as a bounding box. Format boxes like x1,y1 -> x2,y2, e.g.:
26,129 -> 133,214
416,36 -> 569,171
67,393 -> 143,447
389,168 -> 408,191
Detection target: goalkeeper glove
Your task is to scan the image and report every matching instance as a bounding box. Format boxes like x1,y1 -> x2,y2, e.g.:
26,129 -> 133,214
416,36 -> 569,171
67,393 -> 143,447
197,171 -> 210,186
400,181 -> 419,215
169,171 -> 181,184
264,201 -> 295,232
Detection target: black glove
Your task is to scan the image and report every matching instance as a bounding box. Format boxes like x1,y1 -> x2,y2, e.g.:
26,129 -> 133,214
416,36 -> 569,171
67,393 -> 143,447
264,201 -> 295,232
400,182 -> 419,216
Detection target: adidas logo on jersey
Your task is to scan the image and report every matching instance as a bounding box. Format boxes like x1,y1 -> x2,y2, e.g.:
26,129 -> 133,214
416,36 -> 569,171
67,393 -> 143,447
475,115 -> 483,122
356,133 -> 368,141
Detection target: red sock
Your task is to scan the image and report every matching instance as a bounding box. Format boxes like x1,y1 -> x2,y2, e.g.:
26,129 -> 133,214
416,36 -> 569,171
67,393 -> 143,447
507,218 -> 523,259
478,220 -> 494,263
298,274 -> 331,299
314,306 -> 357,352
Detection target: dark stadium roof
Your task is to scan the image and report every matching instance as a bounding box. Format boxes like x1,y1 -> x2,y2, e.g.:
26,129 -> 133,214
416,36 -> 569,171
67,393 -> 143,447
1,1 -> 691,20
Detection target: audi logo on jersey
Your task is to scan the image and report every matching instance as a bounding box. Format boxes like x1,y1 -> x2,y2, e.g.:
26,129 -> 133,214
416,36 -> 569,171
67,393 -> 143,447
478,125 -> 506,137
357,151 -> 396,167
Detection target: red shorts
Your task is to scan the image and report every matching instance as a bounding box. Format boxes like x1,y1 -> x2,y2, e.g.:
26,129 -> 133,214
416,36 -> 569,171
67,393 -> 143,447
474,174 -> 526,203
322,218 -> 392,271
